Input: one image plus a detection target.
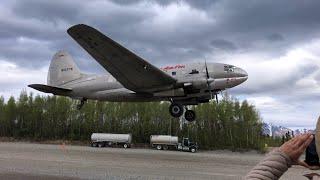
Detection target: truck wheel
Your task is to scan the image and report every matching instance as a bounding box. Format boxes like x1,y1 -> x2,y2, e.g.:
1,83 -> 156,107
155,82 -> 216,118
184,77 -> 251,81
156,145 -> 162,150
98,143 -> 103,148
190,147 -> 196,153
91,143 -> 97,147
123,144 -> 128,148
163,145 -> 168,150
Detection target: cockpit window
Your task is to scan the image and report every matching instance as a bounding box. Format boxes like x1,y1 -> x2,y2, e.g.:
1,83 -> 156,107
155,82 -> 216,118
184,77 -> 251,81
224,65 -> 235,72
172,71 -> 176,76
189,69 -> 199,74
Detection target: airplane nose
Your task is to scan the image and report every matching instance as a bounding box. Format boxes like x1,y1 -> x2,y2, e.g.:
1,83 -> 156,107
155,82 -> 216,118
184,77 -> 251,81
236,68 -> 248,84
239,68 -> 248,77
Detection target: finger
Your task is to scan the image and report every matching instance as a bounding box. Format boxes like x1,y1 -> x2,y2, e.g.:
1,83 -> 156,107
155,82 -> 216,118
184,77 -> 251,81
297,160 -> 311,169
293,134 -> 312,147
285,135 -> 301,146
299,135 -> 314,151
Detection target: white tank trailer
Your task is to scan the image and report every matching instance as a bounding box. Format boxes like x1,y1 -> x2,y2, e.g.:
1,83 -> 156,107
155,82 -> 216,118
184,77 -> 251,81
150,135 -> 198,153
91,133 -> 132,148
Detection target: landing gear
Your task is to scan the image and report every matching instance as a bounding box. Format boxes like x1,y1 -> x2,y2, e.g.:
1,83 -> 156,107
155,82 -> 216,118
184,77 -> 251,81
169,103 -> 184,117
169,102 -> 196,122
77,98 -> 86,110
184,109 -> 196,122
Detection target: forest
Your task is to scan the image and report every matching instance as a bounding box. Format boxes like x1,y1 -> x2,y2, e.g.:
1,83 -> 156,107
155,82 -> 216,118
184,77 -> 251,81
0,90 -> 280,150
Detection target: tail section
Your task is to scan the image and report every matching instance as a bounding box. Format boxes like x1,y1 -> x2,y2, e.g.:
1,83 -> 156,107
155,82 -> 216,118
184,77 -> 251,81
47,51 -> 81,86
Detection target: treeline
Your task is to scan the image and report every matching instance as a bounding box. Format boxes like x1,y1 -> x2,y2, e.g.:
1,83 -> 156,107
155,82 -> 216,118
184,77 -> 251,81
0,91 -> 279,150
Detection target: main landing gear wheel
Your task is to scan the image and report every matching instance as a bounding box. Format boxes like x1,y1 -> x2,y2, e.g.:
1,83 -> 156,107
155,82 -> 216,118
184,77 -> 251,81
169,103 -> 184,118
185,110 -> 196,122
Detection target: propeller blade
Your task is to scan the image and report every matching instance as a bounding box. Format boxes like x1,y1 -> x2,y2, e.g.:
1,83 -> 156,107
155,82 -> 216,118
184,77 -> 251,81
205,60 -> 213,100
205,60 -> 209,79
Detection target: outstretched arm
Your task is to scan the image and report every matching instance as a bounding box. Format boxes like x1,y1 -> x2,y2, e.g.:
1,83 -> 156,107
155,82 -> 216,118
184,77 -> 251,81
245,133 -> 313,180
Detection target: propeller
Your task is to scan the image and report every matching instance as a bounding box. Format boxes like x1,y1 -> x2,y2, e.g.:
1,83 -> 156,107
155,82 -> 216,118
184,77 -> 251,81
204,61 -> 216,103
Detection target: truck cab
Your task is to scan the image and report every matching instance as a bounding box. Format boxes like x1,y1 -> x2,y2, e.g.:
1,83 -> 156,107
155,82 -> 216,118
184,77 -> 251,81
178,138 -> 198,153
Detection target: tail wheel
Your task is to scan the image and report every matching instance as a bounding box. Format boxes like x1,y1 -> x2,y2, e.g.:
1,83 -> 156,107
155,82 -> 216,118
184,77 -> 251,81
185,110 -> 196,122
123,144 -> 128,148
169,103 -> 184,118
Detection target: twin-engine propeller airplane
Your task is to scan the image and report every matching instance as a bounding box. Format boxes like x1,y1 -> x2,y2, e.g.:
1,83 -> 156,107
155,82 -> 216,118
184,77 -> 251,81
29,24 -> 248,122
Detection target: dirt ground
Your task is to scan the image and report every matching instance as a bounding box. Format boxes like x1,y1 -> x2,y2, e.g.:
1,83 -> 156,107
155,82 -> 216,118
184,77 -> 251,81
0,142 -> 314,179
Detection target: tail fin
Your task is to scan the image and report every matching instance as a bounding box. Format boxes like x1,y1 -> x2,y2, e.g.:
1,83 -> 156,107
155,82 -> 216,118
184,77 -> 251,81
47,51 -> 81,86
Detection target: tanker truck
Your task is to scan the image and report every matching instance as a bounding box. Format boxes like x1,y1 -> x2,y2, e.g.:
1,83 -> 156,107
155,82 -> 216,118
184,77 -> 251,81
150,135 -> 198,153
91,133 -> 132,148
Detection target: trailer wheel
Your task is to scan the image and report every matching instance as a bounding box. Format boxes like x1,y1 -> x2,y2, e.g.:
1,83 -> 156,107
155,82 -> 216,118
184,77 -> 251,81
156,145 -> 162,150
163,145 -> 168,150
123,144 -> 128,148
190,147 -> 196,153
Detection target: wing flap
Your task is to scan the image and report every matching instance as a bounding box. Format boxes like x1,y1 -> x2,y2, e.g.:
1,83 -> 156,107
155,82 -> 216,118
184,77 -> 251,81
67,24 -> 176,93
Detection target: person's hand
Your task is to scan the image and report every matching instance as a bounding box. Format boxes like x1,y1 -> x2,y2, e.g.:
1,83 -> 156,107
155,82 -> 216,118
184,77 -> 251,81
279,133 -> 313,167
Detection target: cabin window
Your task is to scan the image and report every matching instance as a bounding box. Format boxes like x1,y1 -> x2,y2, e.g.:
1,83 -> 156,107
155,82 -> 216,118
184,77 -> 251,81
224,65 -> 234,72
189,69 -> 199,74
172,71 -> 176,76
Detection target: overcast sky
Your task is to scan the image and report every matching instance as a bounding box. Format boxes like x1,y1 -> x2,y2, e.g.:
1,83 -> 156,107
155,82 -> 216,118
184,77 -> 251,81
1,0 -> 320,129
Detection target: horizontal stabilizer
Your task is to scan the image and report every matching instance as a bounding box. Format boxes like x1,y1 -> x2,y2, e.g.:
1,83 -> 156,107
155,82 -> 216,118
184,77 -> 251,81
28,84 -> 72,95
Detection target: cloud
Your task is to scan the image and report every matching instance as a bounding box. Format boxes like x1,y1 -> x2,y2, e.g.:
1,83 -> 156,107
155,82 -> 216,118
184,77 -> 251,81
0,59 -> 47,100
0,0 -> 320,128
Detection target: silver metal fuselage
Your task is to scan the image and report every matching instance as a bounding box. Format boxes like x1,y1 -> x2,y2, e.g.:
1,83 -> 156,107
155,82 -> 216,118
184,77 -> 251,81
60,62 -> 248,103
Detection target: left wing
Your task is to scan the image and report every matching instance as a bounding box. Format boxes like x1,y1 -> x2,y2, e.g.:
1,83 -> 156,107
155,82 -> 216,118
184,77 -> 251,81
67,24 -> 176,93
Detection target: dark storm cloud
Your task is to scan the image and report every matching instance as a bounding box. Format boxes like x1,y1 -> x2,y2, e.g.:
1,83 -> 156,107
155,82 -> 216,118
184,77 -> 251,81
266,33 -> 285,42
210,39 -> 237,51
0,0 -> 319,91
1,0 -> 320,127
2,0 -> 320,70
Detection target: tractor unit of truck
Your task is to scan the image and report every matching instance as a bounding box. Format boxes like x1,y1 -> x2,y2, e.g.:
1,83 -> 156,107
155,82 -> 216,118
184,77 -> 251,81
91,133 -> 132,148
150,135 -> 198,153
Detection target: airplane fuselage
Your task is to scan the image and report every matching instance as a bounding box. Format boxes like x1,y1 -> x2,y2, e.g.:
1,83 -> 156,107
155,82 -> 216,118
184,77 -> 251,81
59,62 -> 247,104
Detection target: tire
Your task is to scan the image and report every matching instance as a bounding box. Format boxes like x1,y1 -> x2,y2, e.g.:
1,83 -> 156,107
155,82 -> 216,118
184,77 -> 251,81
156,145 -> 162,150
190,147 -> 196,153
91,142 -> 97,147
98,143 -> 103,148
123,144 -> 128,148
169,103 -> 184,118
185,110 -> 196,122
163,145 -> 168,150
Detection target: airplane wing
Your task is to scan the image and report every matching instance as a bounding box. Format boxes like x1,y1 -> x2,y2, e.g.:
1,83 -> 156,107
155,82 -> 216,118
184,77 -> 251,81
67,24 -> 176,93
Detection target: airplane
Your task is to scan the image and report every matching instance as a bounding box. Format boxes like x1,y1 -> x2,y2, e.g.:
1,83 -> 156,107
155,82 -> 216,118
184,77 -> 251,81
28,24 -> 248,122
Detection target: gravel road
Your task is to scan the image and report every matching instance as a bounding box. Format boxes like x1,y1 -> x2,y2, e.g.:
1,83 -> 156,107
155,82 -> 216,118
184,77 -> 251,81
0,142 -> 313,179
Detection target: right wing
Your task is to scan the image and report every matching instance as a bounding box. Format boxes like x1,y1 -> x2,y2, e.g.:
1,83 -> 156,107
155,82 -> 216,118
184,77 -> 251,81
67,24 -> 177,93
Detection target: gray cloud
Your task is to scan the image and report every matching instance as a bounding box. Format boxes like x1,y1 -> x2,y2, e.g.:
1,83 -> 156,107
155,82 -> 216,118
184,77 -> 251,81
210,39 -> 237,51
1,0 -> 320,127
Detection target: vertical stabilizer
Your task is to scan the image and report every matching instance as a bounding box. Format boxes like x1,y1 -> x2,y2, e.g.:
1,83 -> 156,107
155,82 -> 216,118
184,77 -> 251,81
47,51 -> 81,86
